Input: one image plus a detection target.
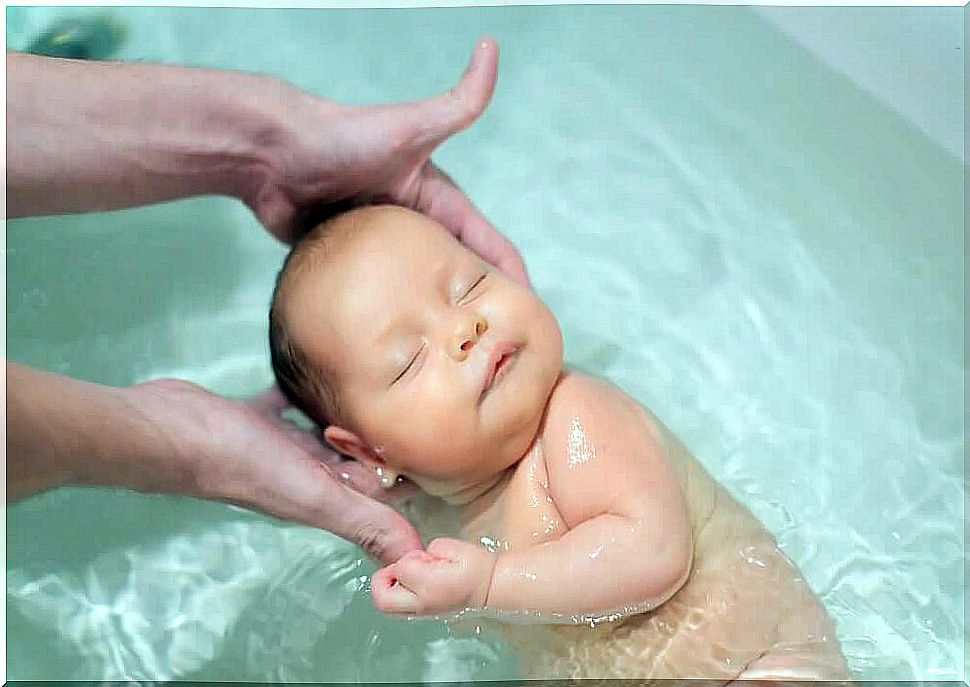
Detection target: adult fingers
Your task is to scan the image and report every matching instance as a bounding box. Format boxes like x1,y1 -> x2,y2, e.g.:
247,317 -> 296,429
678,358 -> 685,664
405,35 -> 499,150
413,162 -> 531,288
326,456 -> 420,504
245,452 -> 424,565
318,479 -> 426,565
277,435 -> 420,506
245,384 -> 291,416
252,186 -> 297,244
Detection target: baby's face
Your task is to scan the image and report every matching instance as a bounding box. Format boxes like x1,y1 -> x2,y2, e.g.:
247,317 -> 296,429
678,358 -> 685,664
286,206 -> 563,500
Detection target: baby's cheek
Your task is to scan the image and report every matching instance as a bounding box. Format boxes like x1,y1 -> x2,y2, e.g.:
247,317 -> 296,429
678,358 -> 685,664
527,301 -> 564,367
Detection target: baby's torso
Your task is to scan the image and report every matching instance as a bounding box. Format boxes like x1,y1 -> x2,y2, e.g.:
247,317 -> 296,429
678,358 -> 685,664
457,370 -> 752,566
407,371 -> 844,679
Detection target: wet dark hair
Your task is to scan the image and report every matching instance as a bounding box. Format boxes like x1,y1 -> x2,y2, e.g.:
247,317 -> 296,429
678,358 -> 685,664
268,220 -> 346,429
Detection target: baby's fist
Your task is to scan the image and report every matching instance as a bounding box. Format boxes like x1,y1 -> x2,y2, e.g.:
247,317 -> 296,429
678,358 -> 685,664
371,538 -> 496,616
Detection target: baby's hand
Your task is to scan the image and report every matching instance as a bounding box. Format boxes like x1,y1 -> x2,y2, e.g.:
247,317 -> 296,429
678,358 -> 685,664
370,538 -> 497,616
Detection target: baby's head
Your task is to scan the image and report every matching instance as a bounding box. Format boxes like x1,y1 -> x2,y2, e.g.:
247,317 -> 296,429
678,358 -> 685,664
269,205 -> 563,503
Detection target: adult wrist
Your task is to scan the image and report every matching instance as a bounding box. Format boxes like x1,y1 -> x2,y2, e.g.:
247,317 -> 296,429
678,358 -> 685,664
6,54 -> 300,218
113,379 -> 209,496
62,380 -> 190,495
5,363 -> 180,499
203,70 -> 296,207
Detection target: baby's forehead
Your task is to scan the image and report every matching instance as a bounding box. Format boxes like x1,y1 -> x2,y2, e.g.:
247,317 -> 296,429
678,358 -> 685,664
348,208 -> 457,254
283,207 -> 462,344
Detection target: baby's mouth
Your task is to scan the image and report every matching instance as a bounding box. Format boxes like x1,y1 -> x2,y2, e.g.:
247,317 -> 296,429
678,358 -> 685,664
480,342 -> 521,399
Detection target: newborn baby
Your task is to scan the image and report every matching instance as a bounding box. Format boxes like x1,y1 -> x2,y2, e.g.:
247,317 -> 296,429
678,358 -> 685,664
268,205 -> 851,680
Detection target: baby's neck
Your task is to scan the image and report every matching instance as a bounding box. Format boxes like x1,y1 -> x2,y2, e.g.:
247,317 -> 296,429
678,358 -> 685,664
434,368 -> 567,519
441,467 -> 516,507
452,433 -> 548,549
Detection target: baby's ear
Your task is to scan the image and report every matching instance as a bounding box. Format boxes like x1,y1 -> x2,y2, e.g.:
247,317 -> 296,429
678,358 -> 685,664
323,425 -> 381,468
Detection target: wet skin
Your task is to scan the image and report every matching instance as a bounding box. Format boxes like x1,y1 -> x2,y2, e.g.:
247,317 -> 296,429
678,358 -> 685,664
277,205 -> 851,680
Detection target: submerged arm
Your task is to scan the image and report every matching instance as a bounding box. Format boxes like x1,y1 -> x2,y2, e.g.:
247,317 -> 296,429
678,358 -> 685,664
484,511 -> 692,619
374,492 -> 693,621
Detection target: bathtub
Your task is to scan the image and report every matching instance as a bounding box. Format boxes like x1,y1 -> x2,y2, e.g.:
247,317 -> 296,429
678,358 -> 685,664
5,4 -> 964,681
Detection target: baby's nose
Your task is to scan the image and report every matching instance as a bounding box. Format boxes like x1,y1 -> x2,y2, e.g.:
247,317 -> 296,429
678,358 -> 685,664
453,315 -> 488,361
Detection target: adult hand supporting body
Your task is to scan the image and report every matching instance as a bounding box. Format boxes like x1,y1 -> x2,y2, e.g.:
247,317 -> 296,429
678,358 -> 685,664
6,38 -> 525,565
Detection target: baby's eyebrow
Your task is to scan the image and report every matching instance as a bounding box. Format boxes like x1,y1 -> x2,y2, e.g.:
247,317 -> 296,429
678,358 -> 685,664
370,258 -> 456,348
371,313 -> 408,350
368,255 -> 466,350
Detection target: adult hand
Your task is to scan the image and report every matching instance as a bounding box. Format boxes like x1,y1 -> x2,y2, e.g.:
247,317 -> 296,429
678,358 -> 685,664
243,36 -> 530,287
123,378 -> 424,565
8,39 -> 529,287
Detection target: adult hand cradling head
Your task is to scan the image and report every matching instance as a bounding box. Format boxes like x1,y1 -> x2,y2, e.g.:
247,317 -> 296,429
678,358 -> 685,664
242,37 -> 529,288
6,37 -> 524,565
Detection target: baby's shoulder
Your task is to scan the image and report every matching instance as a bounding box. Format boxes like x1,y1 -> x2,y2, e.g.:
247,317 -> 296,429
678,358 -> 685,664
538,370 -> 676,527
544,370 -> 652,421
542,370 -> 665,459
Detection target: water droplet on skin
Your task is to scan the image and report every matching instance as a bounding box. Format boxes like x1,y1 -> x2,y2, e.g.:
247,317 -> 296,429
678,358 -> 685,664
479,535 -> 505,553
739,546 -> 767,568
567,416 -> 596,466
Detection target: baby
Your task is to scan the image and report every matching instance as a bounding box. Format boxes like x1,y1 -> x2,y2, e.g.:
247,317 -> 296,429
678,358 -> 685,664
268,205 -> 851,681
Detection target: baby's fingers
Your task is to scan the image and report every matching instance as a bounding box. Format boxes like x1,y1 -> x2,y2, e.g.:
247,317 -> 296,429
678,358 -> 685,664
426,537 -> 466,560
371,564 -> 420,614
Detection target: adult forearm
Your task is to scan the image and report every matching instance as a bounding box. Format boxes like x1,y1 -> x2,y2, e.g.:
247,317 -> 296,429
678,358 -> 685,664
6,362 -> 189,500
6,51 -> 287,218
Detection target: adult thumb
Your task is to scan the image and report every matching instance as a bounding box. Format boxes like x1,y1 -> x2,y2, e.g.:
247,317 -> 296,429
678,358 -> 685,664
409,35 -> 499,149
321,480 -> 425,565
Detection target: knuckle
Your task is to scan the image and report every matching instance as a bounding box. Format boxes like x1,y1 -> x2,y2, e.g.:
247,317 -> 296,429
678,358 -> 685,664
447,86 -> 474,122
428,537 -> 456,558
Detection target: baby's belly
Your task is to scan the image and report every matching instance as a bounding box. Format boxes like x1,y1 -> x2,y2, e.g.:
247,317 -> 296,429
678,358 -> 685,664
497,499 -> 844,680
497,541 -> 777,678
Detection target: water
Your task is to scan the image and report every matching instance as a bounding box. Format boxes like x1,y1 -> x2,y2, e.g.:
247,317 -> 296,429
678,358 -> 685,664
5,5 -> 964,682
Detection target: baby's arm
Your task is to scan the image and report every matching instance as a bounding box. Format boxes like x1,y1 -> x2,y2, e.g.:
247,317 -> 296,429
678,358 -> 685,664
485,374 -> 692,618
370,374 -> 693,621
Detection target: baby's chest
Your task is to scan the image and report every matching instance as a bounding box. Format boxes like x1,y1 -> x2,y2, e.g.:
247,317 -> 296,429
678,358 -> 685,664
459,443 -> 569,552
500,443 -> 569,550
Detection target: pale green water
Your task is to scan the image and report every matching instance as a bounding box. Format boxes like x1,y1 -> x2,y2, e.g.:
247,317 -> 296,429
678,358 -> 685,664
5,5 -> 964,681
